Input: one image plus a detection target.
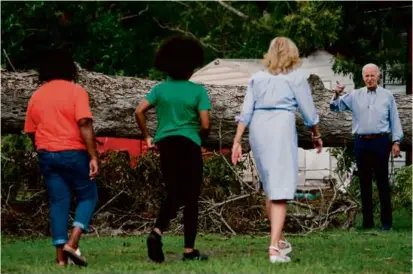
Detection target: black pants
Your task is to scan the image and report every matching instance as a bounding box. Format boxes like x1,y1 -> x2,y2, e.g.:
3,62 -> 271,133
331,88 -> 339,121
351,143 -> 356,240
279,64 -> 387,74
154,136 -> 203,248
354,135 -> 392,228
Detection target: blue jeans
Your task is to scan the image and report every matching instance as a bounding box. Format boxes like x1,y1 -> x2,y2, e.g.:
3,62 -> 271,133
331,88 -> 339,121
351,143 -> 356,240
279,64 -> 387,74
37,150 -> 98,246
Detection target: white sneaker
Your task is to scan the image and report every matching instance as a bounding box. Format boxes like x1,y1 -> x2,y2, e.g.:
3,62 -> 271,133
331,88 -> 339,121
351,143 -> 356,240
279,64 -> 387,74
268,246 -> 291,263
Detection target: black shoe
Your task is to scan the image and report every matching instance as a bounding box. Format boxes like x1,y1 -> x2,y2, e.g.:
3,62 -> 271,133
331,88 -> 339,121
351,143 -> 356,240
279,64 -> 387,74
182,249 -> 208,261
147,231 -> 165,263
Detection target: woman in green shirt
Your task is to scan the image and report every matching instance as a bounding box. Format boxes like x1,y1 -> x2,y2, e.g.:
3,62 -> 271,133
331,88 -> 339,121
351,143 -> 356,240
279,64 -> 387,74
135,35 -> 211,263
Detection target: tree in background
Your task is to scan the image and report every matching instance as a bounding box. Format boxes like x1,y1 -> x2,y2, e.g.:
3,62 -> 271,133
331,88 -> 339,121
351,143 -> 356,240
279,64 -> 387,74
1,1 -> 410,84
330,1 -> 411,87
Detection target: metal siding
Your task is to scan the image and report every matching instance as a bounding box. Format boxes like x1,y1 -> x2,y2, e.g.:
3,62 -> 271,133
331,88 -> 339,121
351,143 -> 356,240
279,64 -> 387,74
190,51 -> 355,91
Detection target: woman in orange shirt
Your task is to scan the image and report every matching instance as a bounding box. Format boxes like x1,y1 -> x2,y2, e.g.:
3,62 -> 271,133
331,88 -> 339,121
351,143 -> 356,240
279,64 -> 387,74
24,50 -> 98,267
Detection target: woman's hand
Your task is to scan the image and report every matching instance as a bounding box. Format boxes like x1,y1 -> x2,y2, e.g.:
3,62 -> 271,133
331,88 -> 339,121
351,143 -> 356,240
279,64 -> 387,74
231,142 -> 243,165
89,157 -> 99,180
145,136 -> 158,151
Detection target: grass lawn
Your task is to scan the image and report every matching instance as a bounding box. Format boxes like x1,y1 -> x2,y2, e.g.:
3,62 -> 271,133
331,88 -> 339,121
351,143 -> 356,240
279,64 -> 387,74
2,210 -> 411,274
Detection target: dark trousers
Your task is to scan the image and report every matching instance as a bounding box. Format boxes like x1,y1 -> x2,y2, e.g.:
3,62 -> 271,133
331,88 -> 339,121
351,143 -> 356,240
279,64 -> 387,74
354,135 -> 392,228
154,136 -> 203,248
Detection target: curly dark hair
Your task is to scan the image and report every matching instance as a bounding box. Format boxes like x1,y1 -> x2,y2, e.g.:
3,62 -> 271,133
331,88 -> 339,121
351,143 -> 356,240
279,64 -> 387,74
38,49 -> 78,83
154,35 -> 204,80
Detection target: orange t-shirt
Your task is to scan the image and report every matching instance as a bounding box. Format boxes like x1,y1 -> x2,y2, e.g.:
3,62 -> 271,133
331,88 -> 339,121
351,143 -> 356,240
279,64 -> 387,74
24,80 -> 93,151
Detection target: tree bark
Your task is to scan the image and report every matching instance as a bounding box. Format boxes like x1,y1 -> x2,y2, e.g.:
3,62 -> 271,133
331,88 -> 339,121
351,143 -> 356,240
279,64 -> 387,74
1,68 -> 412,151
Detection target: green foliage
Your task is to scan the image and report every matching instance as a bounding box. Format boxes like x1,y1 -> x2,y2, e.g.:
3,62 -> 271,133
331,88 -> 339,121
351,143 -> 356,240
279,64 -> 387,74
1,2 -> 163,76
1,133 -> 33,153
331,2 -> 411,86
73,8 -> 136,76
2,1 -> 408,84
279,2 -> 342,55
1,134 -> 38,202
202,153 -> 246,200
391,165 -> 412,211
147,68 -> 167,81
328,146 -> 356,179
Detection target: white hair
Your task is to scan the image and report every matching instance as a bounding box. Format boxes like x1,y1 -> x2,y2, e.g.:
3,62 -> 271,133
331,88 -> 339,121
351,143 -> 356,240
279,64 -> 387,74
362,63 -> 381,76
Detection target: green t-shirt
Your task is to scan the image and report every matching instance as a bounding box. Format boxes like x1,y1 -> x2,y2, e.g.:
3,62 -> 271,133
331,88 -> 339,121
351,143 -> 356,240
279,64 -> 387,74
145,79 -> 212,146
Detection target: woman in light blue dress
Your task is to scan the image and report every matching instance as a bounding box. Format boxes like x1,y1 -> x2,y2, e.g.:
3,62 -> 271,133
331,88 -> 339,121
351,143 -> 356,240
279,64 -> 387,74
232,37 -> 323,263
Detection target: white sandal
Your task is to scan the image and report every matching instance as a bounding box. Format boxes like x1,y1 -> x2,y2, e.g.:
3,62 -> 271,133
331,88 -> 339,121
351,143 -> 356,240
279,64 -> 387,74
268,246 -> 291,263
67,248 -> 81,265
279,240 -> 292,256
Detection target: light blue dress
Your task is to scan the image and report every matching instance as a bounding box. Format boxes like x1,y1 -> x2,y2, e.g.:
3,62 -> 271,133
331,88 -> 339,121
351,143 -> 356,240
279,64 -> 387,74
237,69 -> 319,200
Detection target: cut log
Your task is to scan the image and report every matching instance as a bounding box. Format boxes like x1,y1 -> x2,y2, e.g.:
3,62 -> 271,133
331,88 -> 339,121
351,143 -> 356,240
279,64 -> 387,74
1,68 -> 412,150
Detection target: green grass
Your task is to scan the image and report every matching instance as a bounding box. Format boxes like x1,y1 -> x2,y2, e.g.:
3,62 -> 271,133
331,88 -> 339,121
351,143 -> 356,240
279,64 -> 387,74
2,210 -> 412,274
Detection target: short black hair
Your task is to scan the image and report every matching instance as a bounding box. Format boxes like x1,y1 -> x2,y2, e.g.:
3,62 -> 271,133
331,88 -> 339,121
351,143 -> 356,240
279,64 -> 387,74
154,35 -> 204,80
38,49 -> 78,83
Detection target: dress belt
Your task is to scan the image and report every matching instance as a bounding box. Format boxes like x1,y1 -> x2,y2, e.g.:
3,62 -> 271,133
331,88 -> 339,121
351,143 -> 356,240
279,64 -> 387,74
354,133 -> 388,139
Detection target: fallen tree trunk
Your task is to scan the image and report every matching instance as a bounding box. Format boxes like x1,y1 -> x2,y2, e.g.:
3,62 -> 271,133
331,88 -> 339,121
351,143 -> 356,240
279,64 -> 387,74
1,68 -> 412,150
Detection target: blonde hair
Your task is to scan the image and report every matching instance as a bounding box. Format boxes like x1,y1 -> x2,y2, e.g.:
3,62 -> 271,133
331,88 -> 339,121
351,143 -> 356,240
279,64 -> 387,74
263,37 -> 301,75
